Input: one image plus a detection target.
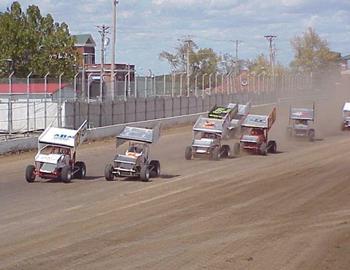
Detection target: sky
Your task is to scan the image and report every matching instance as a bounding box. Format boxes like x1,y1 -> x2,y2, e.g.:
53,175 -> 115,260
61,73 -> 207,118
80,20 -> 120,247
1,0 -> 350,74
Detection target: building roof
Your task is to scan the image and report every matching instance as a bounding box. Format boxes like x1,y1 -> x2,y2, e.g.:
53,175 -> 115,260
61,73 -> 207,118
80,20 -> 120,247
73,34 -> 96,47
0,83 -> 68,94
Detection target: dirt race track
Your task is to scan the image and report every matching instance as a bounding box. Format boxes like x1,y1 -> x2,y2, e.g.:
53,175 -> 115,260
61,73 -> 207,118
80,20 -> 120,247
0,81 -> 350,270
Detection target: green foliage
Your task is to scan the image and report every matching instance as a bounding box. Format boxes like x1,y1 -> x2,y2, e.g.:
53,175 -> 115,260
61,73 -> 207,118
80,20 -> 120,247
0,1 -> 79,78
290,27 -> 340,73
159,39 -> 220,76
247,54 -> 270,75
218,53 -> 245,74
248,54 -> 287,76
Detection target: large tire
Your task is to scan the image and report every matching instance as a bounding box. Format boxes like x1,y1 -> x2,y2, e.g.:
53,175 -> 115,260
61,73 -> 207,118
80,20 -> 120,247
25,165 -> 36,183
150,160 -> 160,178
308,129 -> 315,142
267,140 -> 277,153
61,166 -> 72,183
104,164 -> 114,181
211,147 -> 220,161
185,146 -> 192,160
220,145 -> 231,158
233,142 -> 240,157
75,161 -> 86,179
140,165 -> 150,182
259,142 -> 267,156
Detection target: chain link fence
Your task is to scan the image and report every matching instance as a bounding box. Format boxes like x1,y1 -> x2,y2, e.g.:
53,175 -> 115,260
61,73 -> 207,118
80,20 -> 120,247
0,71 -> 314,137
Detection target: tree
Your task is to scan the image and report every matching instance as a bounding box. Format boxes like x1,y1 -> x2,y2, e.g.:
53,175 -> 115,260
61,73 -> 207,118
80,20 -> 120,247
159,39 -> 220,77
0,1 -> 78,78
290,27 -> 340,73
247,54 -> 270,75
218,53 -> 246,75
247,54 -> 286,76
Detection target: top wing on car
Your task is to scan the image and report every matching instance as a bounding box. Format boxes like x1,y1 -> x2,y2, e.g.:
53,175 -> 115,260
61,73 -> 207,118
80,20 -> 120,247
208,105 -> 238,121
290,108 -> 314,120
242,107 -> 276,129
193,116 -> 230,137
38,120 -> 88,149
227,101 -> 251,117
117,125 -> 160,144
238,101 -> 251,116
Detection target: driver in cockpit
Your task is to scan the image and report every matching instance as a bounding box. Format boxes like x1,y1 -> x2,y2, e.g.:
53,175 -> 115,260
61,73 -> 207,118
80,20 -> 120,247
126,143 -> 143,157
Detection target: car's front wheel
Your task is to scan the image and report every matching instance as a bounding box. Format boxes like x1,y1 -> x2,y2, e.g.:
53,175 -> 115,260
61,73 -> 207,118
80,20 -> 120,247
25,165 -> 36,183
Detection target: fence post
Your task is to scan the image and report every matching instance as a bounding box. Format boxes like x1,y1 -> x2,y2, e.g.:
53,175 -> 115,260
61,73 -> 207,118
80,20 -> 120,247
58,72 -> 64,127
202,73 -> 207,97
26,72 -> 32,134
44,72 -> 49,128
163,74 -> 166,96
124,72 -> 128,101
195,74 -> 198,97
171,73 -> 175,97
208,74 -> 212,95
8,71 -> 14,135
87,73 -> 93,127
73,72 -> 79,100
144,77 -> 147,98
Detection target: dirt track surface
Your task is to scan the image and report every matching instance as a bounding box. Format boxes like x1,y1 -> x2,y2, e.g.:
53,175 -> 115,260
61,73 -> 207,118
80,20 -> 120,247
1,82 -> 350,270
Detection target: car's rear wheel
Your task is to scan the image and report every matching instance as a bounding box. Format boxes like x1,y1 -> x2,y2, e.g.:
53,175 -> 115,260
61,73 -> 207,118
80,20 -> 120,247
233,143 -> 240,157
140,165 -> 150,182
25,165 -> 36,183
211,147 -> 220,161
259,143 -> 267,156
308,129 -> 315,141
267,140 -> 277,153
150,160 -> 160,178
75,161 -> 86,179
221,145 -> 231,158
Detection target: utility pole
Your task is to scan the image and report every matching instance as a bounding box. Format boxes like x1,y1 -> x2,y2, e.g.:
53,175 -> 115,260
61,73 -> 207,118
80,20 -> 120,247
230,40 -> 242,76
178,36 -> 193,96
97,25 -> 110,101
264,35 -> 277,75
111,0 -> 118,100
231,40 -> 242,60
